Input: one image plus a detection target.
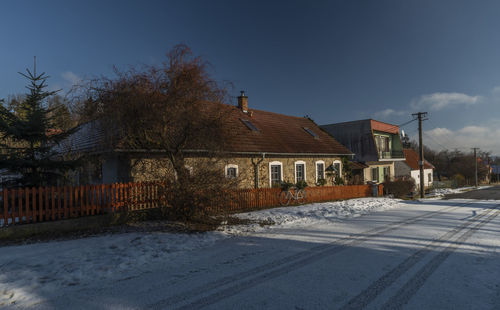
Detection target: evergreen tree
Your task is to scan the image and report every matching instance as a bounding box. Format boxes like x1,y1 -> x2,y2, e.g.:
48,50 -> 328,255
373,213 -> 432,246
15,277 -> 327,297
0,69 -> 79,187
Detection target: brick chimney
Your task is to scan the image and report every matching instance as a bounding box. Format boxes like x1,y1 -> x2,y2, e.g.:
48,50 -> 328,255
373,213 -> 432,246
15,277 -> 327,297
237,90 -> 248,113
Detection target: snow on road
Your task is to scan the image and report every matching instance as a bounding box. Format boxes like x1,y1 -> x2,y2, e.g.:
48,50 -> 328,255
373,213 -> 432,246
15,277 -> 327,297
0,191 -> 499,309
428,185 -> 491,197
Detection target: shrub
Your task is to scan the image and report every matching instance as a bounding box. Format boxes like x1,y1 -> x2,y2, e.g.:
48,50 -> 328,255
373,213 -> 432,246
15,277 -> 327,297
280,181 -> 294,191
451,174 -> 466,188
334,176 -> 345,185
383,178 -> 416,198
316,178 -> 327,186
295,180 -> 308,189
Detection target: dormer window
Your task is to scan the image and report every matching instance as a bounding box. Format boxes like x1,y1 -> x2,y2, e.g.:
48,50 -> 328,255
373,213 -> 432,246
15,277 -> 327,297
240,119 -> 259,131
303,127 -> 318,139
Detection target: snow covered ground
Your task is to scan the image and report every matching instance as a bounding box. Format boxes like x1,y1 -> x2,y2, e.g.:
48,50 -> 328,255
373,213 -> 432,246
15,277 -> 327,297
427,185 -> 491,197
224,197 -> 402,235
1,194 -> 499,309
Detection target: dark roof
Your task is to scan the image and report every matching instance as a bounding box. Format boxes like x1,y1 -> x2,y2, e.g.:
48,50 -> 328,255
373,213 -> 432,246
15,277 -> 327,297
59,104 -> 352,156
350,161 -> 369,170
54,121 -> 107,154
221,105 -> 352,155
403,149 -> 434,170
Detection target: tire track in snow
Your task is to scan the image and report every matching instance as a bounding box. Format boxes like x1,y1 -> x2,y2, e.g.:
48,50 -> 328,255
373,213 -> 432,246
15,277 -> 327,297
340,203 -> 499,310
381,207 -> 500,310
149,202 -> 472,309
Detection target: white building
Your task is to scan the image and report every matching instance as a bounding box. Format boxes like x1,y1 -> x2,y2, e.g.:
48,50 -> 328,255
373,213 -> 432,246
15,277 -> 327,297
394,149 -> 434,188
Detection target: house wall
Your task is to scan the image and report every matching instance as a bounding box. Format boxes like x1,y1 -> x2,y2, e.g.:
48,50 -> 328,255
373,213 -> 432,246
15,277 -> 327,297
129,155 -> 345,189
363,162 -> 395,184
411,168 -> 433,188
394,161 -> 411,178
101,156 -> 131,184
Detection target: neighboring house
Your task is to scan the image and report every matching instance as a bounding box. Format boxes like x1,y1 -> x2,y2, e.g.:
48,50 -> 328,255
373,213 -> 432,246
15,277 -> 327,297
320,119 -> 406,184
60,92 -> 353,188
395,149 -> 434,188
491,165 -> 500,183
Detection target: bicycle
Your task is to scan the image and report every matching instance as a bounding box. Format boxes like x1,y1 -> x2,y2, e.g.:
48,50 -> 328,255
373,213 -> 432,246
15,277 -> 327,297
279,186 -> 307,206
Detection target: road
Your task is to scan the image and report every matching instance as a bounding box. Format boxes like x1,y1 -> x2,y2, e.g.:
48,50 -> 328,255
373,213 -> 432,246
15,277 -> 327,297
444,185 -> 500,199
3,188 -> 500,309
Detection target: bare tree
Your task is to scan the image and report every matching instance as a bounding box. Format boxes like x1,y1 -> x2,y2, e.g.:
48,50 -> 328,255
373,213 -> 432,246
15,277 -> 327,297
80,45 -> 237,220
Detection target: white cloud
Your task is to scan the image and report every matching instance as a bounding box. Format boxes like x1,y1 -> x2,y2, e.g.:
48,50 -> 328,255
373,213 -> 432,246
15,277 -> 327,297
61,71 -> 82,86
411,92 -> 481,111
373,108 -> 408,119
373,91 -> 482,122
424,123 -> 500,155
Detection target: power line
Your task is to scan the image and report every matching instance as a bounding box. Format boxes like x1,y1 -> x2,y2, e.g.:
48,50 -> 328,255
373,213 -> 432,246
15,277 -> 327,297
425,119 -> 464,150
423,132 -> 449,150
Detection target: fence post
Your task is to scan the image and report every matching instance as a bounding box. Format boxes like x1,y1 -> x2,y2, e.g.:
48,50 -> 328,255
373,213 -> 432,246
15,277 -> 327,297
57,186 -> 62,220
3,189 -> 8,226
50,186 -> 55,221
18,189 -> 23,224
38,186 -> 43,222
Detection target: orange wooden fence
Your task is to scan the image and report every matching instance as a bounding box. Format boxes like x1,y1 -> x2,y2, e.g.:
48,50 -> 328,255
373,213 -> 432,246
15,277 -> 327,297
0,183 -> 382,227
217,184 -> 382,213
0,182 -> 162,227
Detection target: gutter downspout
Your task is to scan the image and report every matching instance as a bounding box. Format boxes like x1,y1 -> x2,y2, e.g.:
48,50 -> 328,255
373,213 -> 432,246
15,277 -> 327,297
251,153 -> 265,189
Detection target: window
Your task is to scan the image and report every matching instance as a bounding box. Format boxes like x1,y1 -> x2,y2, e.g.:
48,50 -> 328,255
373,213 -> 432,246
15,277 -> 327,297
240,119 -> 259,131
316,161 -> 325,182
383,167 -> 390,180
371,167 -> 379,182
225,164 -> 238,178
295,161 -> 306,183
269,161 -> 283,186
375,135 -> 390,152
333,160 -> 342,177
303,127 -> 319,139
428,173 -> 432,183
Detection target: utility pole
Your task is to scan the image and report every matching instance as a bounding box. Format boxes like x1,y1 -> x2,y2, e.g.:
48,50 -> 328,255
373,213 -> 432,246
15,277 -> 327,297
472,147 -> 479,188
412,112 -> 428,198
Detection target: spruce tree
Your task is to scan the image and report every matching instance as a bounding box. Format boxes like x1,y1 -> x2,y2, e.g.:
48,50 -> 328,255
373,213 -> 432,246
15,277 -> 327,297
0,69 -> 79,187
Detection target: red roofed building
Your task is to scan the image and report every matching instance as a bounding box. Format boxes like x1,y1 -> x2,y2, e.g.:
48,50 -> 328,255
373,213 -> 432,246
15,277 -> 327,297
395,149 -> 435,188
320,119 -> 406,184
64,92 -> 353,188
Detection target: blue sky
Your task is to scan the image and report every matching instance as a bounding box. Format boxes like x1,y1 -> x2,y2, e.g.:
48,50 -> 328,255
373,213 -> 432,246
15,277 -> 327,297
1,0 -> 500,154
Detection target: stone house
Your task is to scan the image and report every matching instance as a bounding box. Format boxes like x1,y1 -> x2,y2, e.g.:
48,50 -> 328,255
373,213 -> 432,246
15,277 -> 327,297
60,92 -> 353,188
395,149 -> 434,188
320,119 -> 406,184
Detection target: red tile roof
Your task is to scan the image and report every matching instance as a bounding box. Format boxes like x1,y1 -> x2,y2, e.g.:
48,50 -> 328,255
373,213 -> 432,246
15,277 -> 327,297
371,119 -> 400,134
403,149 -> 434,170
61,103 -> 352,156
221,104 -> 352,155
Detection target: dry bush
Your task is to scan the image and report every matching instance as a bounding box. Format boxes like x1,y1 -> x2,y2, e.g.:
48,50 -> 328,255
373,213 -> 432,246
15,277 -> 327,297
383,177 -> 416,198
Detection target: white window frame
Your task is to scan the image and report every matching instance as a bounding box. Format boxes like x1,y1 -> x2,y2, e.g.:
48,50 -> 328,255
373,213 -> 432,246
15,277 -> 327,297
333,160 -> 342,177
294,160 -> 307,183
315,160 -> 325,182
225,164 -> 239,178
269,161 -> 283,186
